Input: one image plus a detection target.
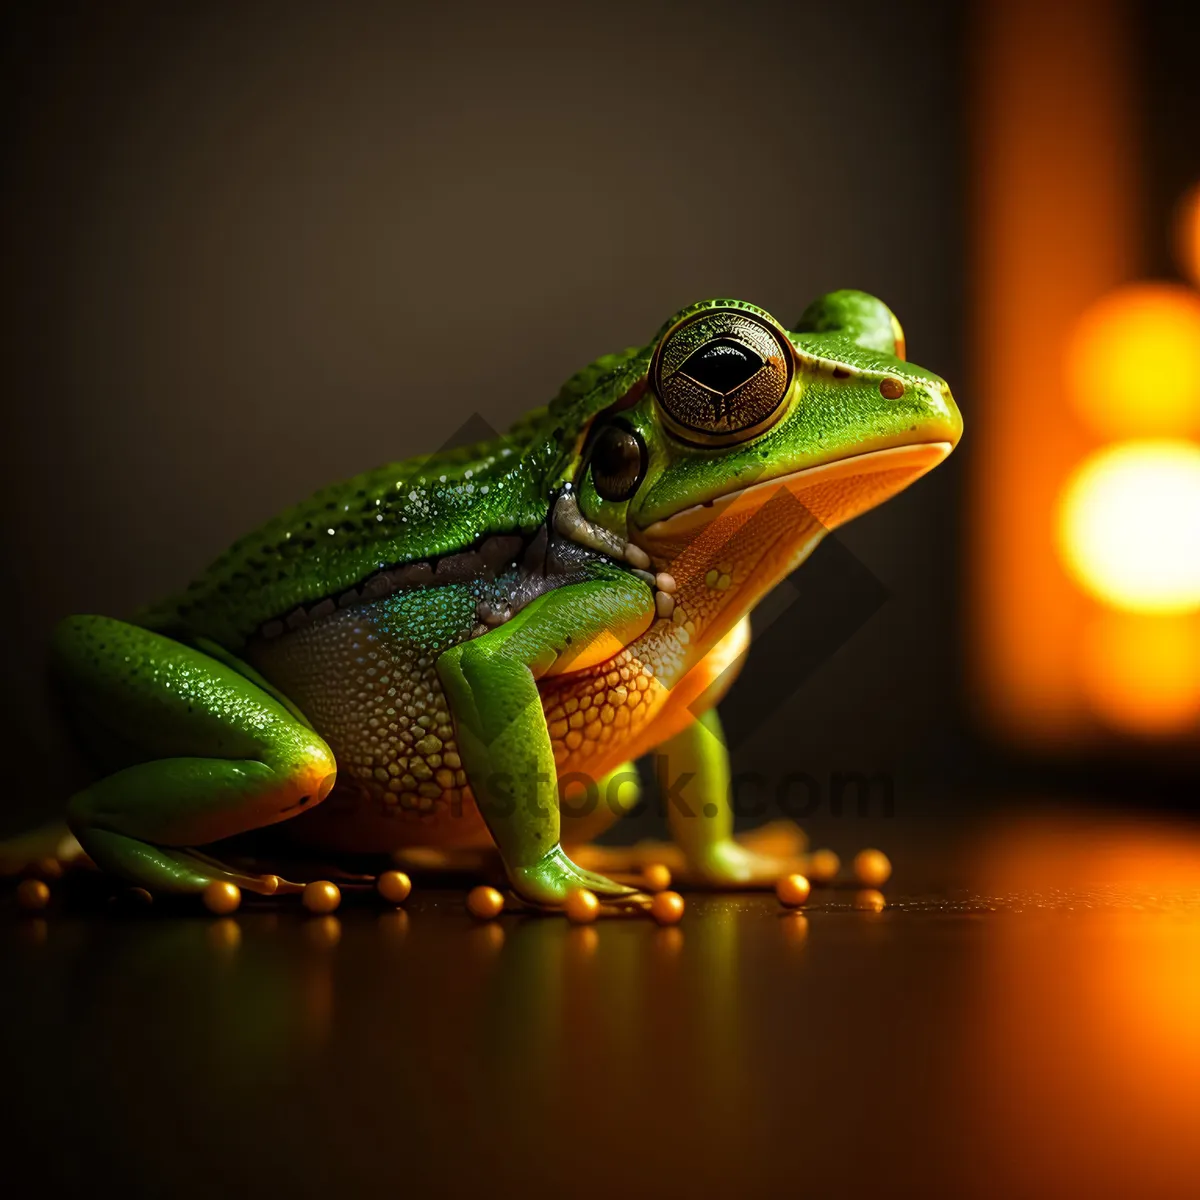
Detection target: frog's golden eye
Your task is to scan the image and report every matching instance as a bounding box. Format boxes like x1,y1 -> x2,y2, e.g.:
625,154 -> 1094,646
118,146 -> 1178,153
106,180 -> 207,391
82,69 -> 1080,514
589,422 -> 648,502
651,308 -> 794,443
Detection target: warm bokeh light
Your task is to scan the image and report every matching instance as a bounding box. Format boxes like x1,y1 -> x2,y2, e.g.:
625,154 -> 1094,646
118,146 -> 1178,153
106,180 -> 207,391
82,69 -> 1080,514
1176,181 -> 1200,287
1065,283 -> 1200,436
1057,440 -> 1200,614
1080,611 -> 1200,734
970,0 -> 1140,744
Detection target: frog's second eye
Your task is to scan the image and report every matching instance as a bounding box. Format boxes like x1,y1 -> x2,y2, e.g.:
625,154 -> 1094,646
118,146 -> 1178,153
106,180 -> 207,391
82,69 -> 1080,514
651,308 -> 794,443
589,423 -> 648,502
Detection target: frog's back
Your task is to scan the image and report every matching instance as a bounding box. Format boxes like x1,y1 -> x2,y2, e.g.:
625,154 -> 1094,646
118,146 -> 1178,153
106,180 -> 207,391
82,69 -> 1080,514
143,416 -> 559,650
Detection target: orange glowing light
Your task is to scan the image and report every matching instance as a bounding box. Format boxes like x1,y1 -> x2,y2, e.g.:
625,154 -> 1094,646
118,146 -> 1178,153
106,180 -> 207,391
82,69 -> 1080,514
1057,440 -> 1200,614
1175,181 -> 1200,287
970,0 -> 1139,744
1080,611 -> 1200,734
1065,283 -> 1200,437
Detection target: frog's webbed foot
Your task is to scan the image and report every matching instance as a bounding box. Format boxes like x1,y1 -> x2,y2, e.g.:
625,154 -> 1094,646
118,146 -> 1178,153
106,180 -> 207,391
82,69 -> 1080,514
508,846 -> 638,906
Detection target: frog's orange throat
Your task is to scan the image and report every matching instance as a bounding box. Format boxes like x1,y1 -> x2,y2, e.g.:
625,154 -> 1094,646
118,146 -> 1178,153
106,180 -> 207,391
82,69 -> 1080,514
540,442 -> 951,780
641,440 -> 952,677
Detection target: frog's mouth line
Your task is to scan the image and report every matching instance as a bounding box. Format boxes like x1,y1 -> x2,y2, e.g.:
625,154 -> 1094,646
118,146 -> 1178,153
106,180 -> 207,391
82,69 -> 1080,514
636,441 -> 953,545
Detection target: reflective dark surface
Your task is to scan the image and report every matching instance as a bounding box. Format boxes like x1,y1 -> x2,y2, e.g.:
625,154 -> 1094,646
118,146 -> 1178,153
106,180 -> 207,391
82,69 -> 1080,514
4,807 -> 1200,1199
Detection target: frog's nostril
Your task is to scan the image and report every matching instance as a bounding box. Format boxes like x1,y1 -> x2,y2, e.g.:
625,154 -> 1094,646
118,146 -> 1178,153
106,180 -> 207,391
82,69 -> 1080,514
880,377 -> 905,400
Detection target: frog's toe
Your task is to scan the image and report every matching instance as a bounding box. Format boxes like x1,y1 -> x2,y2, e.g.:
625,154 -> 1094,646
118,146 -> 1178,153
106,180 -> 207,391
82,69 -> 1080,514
182,846 -> 304,894
508,845 -> 638,906
75,829 -> 299,898
571,865 -> 640,899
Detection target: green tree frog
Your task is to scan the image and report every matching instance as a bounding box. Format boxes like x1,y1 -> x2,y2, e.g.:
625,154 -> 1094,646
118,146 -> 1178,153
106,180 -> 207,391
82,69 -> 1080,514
22,292 -> 961,906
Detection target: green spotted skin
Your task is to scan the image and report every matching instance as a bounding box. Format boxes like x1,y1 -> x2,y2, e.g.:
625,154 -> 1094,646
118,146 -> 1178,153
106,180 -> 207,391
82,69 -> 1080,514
140,345 -> 652,651
53,616 -> 326,773
142,435 -> 552,651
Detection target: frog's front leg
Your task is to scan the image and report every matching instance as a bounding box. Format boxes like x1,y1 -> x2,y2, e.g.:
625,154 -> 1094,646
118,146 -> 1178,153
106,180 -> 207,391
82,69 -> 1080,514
436,567 -> 654,906
663,708 -> 805,887
53,616 -> 336,894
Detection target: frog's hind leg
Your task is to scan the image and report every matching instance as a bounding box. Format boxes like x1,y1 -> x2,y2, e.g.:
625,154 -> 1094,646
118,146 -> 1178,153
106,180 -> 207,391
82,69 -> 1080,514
650,617 -> 807,887
53,615 -> 336,895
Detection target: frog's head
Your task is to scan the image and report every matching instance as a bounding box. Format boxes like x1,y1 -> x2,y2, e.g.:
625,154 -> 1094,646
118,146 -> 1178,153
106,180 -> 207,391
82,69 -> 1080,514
559,291 -> 961,653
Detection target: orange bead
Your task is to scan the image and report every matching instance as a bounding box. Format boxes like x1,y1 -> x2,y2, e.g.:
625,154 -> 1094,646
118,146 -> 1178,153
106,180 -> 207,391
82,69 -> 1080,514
466,885 -> 505,920
302,880 -> 341,914
853,848 -> 892,889
854,888 -> 886,913
775,873 -> 811,907
650,890 -> 685,925
202,881 -> 241,915
16,878 -> 50,912
641,863 -> 672,893
564,888 -> 600,923
806,849 -> 840,885
377,870 -> 413,905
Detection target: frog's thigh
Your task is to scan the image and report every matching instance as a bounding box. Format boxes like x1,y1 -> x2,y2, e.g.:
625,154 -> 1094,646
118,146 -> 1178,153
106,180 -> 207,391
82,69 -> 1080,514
54,615 -> 335,894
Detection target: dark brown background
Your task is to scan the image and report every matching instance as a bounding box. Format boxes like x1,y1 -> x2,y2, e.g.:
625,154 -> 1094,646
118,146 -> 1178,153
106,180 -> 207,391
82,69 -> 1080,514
0,0 -> 963,838
5,9 -> 1200,1200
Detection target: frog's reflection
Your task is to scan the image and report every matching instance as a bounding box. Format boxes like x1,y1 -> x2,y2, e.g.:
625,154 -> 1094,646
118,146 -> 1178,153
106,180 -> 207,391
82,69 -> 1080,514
453,900 -> 774,1183
37,892 -> 816,1193
51,913 -> 345,1084
8,891 -> 836,1200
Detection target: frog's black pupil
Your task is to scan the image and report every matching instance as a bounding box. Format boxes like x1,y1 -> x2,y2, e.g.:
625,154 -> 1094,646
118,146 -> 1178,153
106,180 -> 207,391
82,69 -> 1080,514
678,339 -> 763,394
